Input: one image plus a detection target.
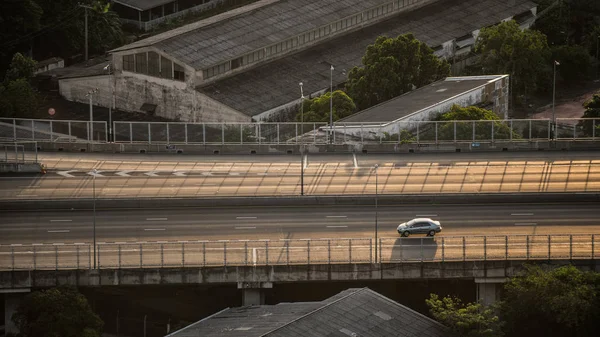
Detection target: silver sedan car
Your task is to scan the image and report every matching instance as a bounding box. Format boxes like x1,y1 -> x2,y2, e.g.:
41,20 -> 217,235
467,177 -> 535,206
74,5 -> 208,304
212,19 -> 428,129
397,218 -> 442,237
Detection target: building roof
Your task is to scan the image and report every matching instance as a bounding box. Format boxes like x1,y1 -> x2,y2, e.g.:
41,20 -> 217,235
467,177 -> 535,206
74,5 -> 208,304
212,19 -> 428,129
198,0 -> 535,118
166,288 -> 448,337
340,76 -> 504,124
113,0 -> 396,70
113,0 -> 174,11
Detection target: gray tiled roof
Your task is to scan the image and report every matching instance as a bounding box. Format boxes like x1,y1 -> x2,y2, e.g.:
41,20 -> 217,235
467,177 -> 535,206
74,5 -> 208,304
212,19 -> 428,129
113,0 -> 174,11
166,288 -> 449,337
198,0 -> 535,117
156,0 -> 396,70
340,77 -> 499,124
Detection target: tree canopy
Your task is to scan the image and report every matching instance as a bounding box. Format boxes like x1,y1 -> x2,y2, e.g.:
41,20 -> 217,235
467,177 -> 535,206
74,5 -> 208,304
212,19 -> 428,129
500,265 -> 600,337
295,90 -> 356,123
474,20 -> 551,104
426,294 -> 503,337
345,33 -> 450,110
579,92 -> 600,136
12,286 -> 104,337
0,53 -> 38,118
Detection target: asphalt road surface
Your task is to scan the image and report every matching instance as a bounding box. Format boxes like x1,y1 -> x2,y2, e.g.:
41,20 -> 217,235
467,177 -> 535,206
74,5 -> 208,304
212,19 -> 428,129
2,151 -> 600,199
1,203 -> 599,245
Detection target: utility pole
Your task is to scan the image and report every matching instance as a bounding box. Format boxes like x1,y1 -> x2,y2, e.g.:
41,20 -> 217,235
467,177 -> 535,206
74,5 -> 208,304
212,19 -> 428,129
330,65 -> 334,144
552,60 -> 559,139
374,164 -> 379,263
86,88 -> 99,142
78,3 -> 94,61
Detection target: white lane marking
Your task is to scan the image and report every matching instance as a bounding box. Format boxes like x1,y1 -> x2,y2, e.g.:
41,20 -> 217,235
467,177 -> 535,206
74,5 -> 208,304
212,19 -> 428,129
53,243 -> 64,245
47,230 -> 70,233
173,171 -> 186,177
515,223 -> 537,226
50,219 -> 72,222
74,243 -> 85,245
144,228 -> 166,231
236,216 -> 257,219
326,225 -> 348,228
235,226 -> 256,229
303,154 -> 308,169
326,215 -> 347,218
253,248 -> 257,266
145,171 -> 159,177
10,244 -> 22,246
512,213 -> 534,216
57,170 -> 77,178
146,218 -> 167,221
116,170 -> 133,177
87,170 -> 104,177
416,214 -> 438,217
18,194 -> 38,197
353,153 -> 358,168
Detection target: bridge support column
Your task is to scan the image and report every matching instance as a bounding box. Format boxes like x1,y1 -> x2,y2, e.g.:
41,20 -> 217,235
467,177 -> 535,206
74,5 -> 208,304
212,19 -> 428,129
2,288 -> 30,334
475,278 -> 506,307
238,282 -> 272,306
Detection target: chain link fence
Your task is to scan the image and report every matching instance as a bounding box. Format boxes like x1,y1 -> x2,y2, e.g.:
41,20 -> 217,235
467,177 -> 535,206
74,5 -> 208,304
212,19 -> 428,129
1,235 -> 598,271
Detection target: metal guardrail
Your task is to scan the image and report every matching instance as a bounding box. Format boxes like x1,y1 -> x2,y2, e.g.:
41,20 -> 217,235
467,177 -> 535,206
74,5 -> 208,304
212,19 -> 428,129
1,234 -> 598,271
1,118 -> 599,145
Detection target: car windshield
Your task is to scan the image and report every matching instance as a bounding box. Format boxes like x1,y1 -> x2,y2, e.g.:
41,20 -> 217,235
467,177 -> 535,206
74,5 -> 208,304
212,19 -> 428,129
406,219 -> 418,226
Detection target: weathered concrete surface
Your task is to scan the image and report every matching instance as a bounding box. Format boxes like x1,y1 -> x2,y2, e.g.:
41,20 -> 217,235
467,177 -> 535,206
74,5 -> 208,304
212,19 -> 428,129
0,163 -> 43,173
0,192 -> 598,211
31,139 -> 600,155
1,260 -> 598,289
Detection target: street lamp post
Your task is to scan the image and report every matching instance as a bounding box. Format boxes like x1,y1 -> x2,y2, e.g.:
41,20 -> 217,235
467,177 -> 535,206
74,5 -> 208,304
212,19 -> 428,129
299,82 -> 304,140
552,60 -> 559,139
374,164 -> 379,263
330,65 -> 334,144
86,88 -> 98,142
92,168 -> 97,269
299,82 -> 305,196
103,64 -> 113,142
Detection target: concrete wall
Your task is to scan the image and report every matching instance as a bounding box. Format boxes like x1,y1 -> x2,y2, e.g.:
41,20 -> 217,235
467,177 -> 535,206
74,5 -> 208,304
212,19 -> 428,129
2,260 -> 599,289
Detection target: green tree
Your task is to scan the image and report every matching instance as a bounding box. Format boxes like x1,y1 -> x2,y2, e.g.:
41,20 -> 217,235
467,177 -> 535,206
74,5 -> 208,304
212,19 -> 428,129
500,265 -> 600,337
12,286 -> 104,337
579,92 -> 600,136
0,78 -> 38,118
431,105 -> 519,141
295,90 -> 356,123
533,0 -> 600,48
426,294 -> 503,337
0,0 -> 42,76
345,33 -> 450,110
4,52 -> 37,82
552,45 -> 594,83
474,20 -> 551,105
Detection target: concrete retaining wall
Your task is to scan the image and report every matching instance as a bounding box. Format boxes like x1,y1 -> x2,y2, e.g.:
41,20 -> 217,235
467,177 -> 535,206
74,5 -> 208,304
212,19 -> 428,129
0,193 -> 598,211
30,140 -> 600,155
0,163 -> 43,173
2,260 -> 599,289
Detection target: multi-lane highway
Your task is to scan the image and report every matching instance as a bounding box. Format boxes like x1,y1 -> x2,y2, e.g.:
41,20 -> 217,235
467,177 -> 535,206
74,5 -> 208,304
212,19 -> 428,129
1,203 -> 599,245
2,151 -> 600,199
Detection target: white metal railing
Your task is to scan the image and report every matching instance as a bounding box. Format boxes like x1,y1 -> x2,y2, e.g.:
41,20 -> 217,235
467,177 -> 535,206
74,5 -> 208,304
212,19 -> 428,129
1,234 -> 598,271
2,118 -> 598,145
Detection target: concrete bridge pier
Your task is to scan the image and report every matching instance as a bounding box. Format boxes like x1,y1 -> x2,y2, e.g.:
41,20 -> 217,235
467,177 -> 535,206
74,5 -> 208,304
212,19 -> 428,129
2,288 -> 30,334
238,281 -> 272,306
475,277 -> 506,307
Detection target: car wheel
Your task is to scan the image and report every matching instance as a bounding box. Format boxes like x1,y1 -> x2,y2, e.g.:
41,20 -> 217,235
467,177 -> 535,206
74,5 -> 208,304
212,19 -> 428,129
428,230 -> 435,237
402,231 -> 410,237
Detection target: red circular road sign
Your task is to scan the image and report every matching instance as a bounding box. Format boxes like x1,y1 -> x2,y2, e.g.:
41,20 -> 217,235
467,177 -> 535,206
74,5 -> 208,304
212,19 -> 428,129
48,108 -> 56,116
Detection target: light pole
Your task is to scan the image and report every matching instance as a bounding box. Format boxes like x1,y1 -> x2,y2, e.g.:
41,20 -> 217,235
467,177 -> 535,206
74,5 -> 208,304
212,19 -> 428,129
596,35 -> 599,79
92,168 -> 97,269
374,164 -> 379,263
552,60 -> 559,139
103,64 -> 113,142
299,82 -> 304,139
86,88 -> 98,142
78,4 -> 93,61
330,65 -> 334,144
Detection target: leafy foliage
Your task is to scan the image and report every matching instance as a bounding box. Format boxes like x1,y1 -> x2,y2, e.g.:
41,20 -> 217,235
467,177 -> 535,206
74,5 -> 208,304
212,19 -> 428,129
551,45 -> 594,83
4,52 -> 37,83
345,33 -> 450,110
12,286 -> 104,337
431,105 -> 519,141
0,53 -> 38,118
579,92 -> 600,136
426,294 -> 503,337
533,0 -> 600,49
0,0 -> 43,75
500,265 -> 600,337
474,20 -> 551,104
295,90 -> 356,123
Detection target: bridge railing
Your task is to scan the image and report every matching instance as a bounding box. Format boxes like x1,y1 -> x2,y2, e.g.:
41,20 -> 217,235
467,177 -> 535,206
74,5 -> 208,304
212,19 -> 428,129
1,234 -> 598,271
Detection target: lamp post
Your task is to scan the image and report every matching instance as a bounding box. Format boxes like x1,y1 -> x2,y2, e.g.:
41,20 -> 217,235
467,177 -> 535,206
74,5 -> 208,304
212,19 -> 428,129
552,60 -> 559,139
86,88 -> 98,142
374,164 -> 379,263
596,35 -> 599,79
330,65 -> 334,144
299,82 -> 304,139
92,168 -> 97,269
103,64 -> 113,142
